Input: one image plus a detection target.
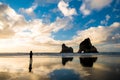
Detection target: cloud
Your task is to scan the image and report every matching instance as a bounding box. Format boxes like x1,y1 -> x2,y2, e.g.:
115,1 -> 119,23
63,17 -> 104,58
80,3 -> 91,16
50,8 -> 59,13
73,22 -> 120,45
0,26 -> 15,38
106,22 -> 120,43
89,0 -> 112,10
51,17 -> 72,32
70,22 -> 120,52
80,0 -> 112,16
101,14 -> 111,25
13,17 -> 72,52
0,2 -> 120,52
0,2 -> 73,52
16,21 -> 120,52
106,15 -> 110,21
58,0 -> 77,17
19,4 -> 37,17
0,3 -> 27,38
84,19 -> 96,28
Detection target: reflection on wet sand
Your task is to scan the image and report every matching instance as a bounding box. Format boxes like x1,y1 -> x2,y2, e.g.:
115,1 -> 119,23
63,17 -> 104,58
79,57 -> 97,67
0,72 -> 50,80
61,56 -> 98,67
0,56 -> 120,80
62,57 -> 73,65
49,69 -> 80,80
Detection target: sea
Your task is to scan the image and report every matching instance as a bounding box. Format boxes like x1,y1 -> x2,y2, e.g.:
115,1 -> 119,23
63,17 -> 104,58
0,52 -> 120,80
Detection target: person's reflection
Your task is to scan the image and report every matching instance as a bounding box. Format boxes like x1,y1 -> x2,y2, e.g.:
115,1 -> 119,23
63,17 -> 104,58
60,44 -> 73,65
78,38 -> 98,67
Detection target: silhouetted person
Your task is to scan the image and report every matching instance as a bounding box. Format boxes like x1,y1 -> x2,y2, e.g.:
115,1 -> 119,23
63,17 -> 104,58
60,44 -> 73,65
29,51 -> 33,72
78,38 -> 98,67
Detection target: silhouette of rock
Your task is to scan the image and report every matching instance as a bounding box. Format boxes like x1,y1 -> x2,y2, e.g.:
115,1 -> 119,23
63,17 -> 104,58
60,44 -> 73,53
60,44 -> 73,65
80,57 -> 97,67
78,38 -> 98,53
78,38 -> 98,67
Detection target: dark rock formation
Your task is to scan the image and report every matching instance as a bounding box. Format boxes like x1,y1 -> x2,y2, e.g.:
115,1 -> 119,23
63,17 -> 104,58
60,44 -> 73,53
78,38 -> 98,53
80,57 -> 97,67
78,38 -> 98,67
60,44 -> 73,65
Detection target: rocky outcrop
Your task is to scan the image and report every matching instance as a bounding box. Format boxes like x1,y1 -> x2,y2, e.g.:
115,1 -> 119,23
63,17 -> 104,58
60,44 -> 73,65
78,38 -> 98,53
78,38 -> 98,67
60,44 -> 73,53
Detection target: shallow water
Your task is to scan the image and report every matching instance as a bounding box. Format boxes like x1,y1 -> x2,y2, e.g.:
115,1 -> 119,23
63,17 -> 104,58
0,53 -> 120,80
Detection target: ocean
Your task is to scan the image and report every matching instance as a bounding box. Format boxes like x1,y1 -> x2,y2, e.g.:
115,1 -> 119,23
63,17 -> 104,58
0,52 -> 120,80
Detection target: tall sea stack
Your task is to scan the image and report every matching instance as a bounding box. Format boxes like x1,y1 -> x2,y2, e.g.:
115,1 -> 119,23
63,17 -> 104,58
78,38 -> 98,67
78,38 -> 98,53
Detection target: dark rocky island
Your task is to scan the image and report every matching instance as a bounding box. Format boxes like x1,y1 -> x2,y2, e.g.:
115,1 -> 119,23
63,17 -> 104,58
78,38 -> 98,67
60,44 -> 73,65
78,38 -> 98,53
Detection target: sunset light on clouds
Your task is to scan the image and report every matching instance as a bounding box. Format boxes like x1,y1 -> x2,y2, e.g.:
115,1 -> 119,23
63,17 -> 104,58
0,0 -> 120,52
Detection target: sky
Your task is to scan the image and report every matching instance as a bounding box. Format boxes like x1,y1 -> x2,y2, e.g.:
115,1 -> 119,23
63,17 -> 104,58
0,0 -> 120,52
